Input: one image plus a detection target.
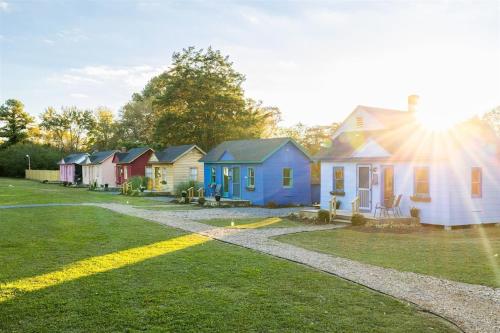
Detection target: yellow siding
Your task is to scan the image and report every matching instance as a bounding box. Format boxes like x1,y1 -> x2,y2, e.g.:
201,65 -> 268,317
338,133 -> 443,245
149,164 -> 175,192
172,149 -> 205,189
25,169 -> 59,182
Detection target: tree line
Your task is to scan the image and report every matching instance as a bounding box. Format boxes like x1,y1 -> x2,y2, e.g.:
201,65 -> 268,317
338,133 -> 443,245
0,47 -> 339,177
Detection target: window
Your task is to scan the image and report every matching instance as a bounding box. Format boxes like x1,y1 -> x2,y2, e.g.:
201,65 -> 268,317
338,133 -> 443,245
210,167 -> 216,184
471,167 -> 482,198
414,167 -> 429,196
333,167 -> 344,192
247,167 -> 255,188
190,167 -> 198,181
162,167 -> 167,183
282,168 -> 293,188
356,116 -> 364,129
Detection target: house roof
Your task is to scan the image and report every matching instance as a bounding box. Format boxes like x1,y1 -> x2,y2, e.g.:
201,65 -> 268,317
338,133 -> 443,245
85,150 -> 118,165
201,137 -> 312,163
115,147 -> 152,164
316,114 -> 500,162
59,153 -> 88,165
152,144 -> 205,163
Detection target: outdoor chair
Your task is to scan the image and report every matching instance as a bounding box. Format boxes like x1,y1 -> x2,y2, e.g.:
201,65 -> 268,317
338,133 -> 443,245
373,195 -> 395,218
387,194 -> 403,217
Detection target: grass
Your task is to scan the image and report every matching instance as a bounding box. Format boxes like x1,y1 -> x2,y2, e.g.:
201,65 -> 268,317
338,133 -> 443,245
276,226 -> 500,287
0,178 -> 159,206
203,217 -> 306,228
0,206 -> 457,332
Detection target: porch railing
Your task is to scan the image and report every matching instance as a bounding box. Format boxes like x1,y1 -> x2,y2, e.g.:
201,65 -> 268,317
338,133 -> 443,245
329,195 -> 337,222
187,187 -> 194,201
197,187 -> 204,199
351,196 -> 360,214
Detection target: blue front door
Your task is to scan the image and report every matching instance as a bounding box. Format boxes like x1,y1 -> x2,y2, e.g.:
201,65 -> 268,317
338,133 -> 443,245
232,167 -> 241,199
222,167 -> 229,197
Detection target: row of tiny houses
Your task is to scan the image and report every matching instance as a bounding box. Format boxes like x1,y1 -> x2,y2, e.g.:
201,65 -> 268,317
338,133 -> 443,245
57,95 -> 500,225
58,138 -> 314,206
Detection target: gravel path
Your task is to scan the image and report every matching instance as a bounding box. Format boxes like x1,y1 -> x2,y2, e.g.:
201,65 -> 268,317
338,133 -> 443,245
92,203 -> 499,333
3,202 -> 499,332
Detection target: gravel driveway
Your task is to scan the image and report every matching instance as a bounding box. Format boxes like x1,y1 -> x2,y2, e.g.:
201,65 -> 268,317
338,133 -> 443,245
90,203 -> 499,333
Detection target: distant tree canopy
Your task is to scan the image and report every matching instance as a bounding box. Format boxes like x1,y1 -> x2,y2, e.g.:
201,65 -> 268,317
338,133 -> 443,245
0,46 -> 339,162
119,47 -> 281,151
0,143 -> 61,177
483,106 -> 500,137
0,99 -> 33,147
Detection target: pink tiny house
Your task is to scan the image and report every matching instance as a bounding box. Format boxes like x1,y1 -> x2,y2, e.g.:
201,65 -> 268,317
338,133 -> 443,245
58,153 -> 88,184
82,150 -> 119,188
113,147 -> 154,185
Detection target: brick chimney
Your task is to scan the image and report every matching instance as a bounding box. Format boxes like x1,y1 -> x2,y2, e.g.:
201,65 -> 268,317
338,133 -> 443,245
408,95 -> 419,112
121,147 -> 127,153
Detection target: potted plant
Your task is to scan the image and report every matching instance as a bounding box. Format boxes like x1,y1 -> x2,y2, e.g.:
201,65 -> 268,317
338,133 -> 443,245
410,207 -> 420,218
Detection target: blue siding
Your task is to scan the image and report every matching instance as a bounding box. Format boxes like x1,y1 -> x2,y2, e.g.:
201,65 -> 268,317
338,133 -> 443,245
203,142 -> 311,206
262,142 -> 311,205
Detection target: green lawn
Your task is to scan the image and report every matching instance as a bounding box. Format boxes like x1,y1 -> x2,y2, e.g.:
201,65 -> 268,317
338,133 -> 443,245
203,217 -> 306,228
276,227 -> 500,287
0,207 -> 457,332
0,178 -> 158,206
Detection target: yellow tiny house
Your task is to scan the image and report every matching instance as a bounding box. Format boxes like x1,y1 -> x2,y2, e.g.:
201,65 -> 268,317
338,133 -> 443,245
146,145 -> 205,193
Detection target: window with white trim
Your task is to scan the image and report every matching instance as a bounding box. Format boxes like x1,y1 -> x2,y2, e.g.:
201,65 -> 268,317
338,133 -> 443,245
333,167 -> 344,192
189,167 -> 198,181
247,167 -> 255,188
414,167 -> 429,196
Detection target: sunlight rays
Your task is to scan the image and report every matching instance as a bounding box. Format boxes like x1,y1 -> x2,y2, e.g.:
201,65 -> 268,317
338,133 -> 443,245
0,233 -> 211,303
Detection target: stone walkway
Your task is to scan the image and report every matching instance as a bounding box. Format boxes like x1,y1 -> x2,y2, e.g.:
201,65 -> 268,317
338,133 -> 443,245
3,202 -> 499,332
91,203 -> 499,333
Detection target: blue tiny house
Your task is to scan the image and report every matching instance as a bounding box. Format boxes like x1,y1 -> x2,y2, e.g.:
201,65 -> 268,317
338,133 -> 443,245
201,138 -> 312,206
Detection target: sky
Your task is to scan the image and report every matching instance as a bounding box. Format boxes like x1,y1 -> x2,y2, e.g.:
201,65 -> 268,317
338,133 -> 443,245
1,0 -> 499,126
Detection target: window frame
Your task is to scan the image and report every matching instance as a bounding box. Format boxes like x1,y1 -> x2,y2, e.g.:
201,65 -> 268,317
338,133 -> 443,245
246,167 -> 255,188
282,168 -> 294,188
210,167 -> 216,184
189,167 -> 198,181
333,166 -> 344,192
413,167 -> 430,197
471,167 -> 482,198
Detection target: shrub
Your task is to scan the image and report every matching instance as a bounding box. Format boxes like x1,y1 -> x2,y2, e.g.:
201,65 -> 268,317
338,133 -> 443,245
336,200 -> 341,209
265,201 -> 278,209
351,213 -> 366,226
0,143 -> 61,177
174,180 -> 202,197
317,210 -> 330,223
198,197 -> 206,206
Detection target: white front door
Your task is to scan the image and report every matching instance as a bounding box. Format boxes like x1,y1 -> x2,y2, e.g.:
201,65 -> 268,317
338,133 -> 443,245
357,165 -> 371,211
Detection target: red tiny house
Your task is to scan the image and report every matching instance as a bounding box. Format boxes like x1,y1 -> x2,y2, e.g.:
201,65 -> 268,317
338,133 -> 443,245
113,147 -> 154,185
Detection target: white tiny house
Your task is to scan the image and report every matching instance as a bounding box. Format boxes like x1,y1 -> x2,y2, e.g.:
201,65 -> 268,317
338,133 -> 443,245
316,96 -> 500,227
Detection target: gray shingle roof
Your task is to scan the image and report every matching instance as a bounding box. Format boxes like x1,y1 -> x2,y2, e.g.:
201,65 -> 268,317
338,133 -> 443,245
115,147 -> 152,164
86,150 -> 118,165
201,137 -> 312,163
59,153 -> 88,165
153,145 -> 204,163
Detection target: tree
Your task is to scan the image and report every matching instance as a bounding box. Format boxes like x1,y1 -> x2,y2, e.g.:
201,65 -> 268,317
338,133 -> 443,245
483,106 -> 500,136
0,99 -> 33,147
273,123 -> 339,155
0,143 -> 61,177
116,97 -> 157,146
40,106 -> 95,152
87,107 -> 116,150
152,47 -> 278,150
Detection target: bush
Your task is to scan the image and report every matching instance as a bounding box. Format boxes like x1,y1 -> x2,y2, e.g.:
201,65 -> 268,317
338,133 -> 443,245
351,213 -> 366,226
0,143 -> 61,177
174,180 -> 202,197
198,197 -> 206,206
265,201 -> 278,209
317,210 -> 330,223
127,176 -> 150,192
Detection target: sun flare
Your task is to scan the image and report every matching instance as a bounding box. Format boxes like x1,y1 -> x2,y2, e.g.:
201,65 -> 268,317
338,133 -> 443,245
415,110 -> 461,132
